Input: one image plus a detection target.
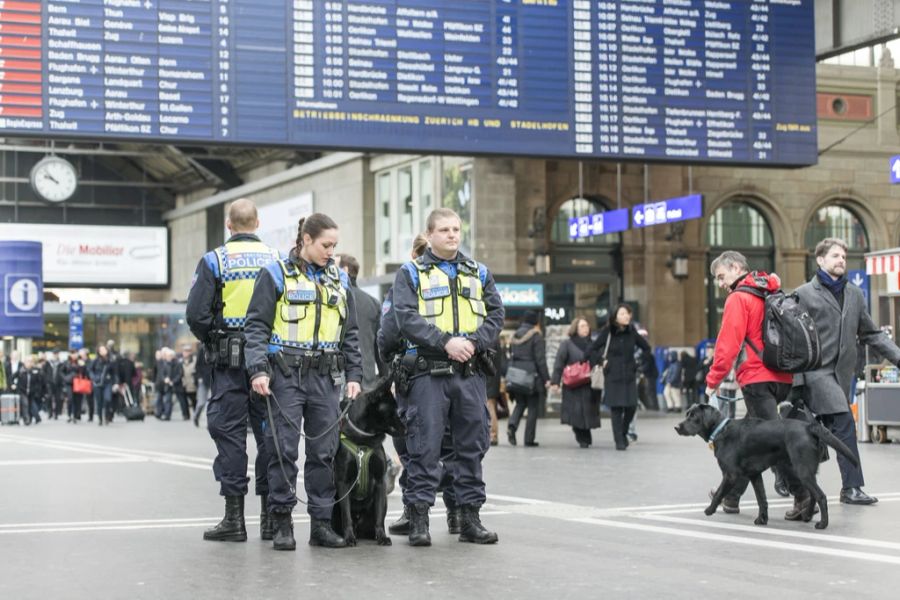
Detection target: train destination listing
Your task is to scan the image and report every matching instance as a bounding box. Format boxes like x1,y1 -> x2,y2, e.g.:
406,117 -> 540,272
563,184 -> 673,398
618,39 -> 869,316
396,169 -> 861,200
0,0 -> 817,165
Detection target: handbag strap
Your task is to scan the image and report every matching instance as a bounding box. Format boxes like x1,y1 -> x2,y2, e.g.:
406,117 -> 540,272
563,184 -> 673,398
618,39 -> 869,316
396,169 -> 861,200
600,331 -> 611,362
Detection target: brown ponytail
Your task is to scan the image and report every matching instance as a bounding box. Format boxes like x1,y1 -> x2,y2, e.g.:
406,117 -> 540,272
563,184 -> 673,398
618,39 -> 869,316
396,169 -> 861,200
291,213 -> 338,260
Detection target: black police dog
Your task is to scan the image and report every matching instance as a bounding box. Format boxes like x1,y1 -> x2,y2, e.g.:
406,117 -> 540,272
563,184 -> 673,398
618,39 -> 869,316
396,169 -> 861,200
332,374 -> 405,546
675,404 -> 857,530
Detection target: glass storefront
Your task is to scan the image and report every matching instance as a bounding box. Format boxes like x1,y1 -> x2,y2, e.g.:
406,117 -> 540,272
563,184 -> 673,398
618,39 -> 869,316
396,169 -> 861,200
35,303 -> 194,366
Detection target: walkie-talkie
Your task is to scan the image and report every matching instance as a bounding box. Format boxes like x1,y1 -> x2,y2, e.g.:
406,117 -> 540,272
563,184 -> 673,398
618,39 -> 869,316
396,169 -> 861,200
228,338 -> 242,369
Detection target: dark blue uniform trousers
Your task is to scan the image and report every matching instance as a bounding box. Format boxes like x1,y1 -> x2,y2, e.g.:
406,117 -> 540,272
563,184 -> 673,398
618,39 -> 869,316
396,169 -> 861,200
206,367 -> 269,497
393,389 -> 458,508
264,368 -> 340,520
405,372 -> 490,506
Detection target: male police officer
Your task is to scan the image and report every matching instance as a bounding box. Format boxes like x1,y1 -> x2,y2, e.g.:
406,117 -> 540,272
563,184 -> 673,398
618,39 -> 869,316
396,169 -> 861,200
391,208 -> 504,546
186,198 -> 280,542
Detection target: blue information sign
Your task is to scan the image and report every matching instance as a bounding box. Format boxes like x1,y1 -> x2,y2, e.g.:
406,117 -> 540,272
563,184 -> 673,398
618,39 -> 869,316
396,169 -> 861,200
848,270 -> 870,309
0,241 -> 44,338
0,1 -> 817,166
497,283 -> 544,307
890,156 -> 900,184
68,300 -> 84,351
568,208 -> 630,240
632,194 -> 704,228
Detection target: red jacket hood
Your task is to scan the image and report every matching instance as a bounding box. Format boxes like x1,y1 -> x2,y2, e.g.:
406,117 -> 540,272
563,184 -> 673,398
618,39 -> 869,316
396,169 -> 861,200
733,271 -> 781,294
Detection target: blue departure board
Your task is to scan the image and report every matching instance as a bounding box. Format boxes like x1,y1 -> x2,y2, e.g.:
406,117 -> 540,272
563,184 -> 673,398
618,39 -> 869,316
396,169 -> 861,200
0,0 -> 817,166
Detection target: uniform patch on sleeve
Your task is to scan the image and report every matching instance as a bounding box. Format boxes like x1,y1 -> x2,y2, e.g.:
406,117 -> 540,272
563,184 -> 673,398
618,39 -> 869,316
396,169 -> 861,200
190,271 -> 199,289
381,300 -> 392,315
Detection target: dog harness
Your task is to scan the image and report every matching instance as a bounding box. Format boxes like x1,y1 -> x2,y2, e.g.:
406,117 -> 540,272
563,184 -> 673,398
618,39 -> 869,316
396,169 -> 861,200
339,434 -> 376,501
708,417 -> 731,450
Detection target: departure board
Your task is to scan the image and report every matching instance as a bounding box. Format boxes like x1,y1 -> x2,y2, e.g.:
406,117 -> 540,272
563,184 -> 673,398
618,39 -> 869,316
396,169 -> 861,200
0,0 -> 817,165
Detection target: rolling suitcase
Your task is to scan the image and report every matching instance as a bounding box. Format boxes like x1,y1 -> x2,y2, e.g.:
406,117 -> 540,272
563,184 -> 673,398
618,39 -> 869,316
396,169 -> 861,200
1,393 -> 20,425
122,386 -> 144,421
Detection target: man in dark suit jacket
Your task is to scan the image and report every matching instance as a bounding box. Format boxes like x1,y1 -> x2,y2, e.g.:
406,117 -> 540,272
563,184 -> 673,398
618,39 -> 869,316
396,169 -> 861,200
339,254 -> 383,389
795,237 -> 900,506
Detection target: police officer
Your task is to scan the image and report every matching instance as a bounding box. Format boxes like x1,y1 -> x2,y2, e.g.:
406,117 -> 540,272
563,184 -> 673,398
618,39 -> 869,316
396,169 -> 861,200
379,233 -> 461,537
391,208 -> 504,546
244,213 -> 363,551
186,198 -> 279,543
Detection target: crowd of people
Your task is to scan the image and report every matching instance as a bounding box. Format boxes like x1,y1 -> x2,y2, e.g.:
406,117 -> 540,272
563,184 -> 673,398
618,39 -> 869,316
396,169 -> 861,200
0,341 -> 214,427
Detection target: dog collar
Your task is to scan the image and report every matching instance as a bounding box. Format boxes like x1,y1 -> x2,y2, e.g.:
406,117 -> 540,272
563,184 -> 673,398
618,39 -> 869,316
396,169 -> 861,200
343,415 -> 377,438
708,418 -> 731,450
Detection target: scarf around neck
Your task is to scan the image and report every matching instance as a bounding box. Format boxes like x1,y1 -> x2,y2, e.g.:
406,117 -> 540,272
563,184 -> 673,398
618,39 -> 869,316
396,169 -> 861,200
817,268 -> 847,299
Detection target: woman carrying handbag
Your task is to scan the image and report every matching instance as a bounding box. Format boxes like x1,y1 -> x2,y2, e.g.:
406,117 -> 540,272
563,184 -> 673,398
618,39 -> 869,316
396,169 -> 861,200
589,304 -> 652,450
506,311 -> 550,447
550,317 -> 601,448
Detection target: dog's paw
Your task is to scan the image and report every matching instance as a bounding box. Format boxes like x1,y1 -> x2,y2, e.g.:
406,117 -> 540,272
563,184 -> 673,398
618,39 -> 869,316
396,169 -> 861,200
377,535 -> 392,546
754,515 -> 768,526
704,506 -> 716,516
815,520 -> 828,530
344,530 -> 357,547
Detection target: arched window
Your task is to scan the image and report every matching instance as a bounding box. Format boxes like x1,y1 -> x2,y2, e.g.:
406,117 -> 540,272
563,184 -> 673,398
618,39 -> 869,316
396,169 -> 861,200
804,203 -> 869,277
551,196 -> 620,245
706,200 -> 775,337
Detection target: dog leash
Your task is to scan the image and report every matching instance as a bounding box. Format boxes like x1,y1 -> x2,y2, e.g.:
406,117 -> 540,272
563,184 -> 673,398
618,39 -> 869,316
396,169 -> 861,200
264,390 -> 363,510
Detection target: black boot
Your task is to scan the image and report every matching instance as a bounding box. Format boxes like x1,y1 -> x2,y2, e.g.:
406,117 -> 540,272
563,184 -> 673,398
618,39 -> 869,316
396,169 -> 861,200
408,503 -> 431,547
203,495 -> 247,542
446,506 -> 461,534
271,512 -> 295,551
389,505 -> 411,535
259,495 -> 273,540
459,504 -> 498,544
309,519 -> 347,548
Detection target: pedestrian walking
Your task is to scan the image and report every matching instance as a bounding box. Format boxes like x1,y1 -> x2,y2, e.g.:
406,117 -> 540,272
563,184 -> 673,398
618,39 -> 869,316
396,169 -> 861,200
506,310 -> 550,447
704,251 -> 797,515
551,317 -> 602,448
793,238 -> 900,508
590,305 -> 652,451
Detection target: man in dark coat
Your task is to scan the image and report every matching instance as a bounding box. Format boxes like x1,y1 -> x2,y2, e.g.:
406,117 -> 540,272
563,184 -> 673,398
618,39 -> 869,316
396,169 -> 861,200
339,254 -> 383,389
506,310 -> 550,447
795,238 -> 900,506
17,355 -> 45,425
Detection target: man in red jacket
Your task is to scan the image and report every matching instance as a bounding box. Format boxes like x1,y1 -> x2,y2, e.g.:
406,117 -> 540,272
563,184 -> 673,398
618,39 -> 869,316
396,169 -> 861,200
704,251 -> 797,515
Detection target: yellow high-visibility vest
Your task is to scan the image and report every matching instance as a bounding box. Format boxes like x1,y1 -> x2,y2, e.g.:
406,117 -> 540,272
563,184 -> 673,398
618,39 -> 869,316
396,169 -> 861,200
215,240 -> 280,329
414,258 -> 486,335
270,260 -> 348,350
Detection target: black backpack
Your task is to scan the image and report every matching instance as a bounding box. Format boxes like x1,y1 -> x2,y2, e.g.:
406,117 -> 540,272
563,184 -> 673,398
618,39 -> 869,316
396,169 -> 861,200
735,286 -> 822,373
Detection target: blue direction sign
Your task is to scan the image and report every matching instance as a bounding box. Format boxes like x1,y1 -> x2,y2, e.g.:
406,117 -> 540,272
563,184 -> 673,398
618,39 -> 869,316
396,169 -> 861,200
848,269 -> 870,309
891,156 -> 900,184
632,194 -> 704,228
69,300 -> 84,351
568,208 -> 630,240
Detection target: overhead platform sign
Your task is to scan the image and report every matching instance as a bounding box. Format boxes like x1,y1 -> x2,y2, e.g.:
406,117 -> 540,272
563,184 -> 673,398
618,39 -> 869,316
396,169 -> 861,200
568,208 -> 630,240
632,194 -> 703,228
0,1 -> 817,166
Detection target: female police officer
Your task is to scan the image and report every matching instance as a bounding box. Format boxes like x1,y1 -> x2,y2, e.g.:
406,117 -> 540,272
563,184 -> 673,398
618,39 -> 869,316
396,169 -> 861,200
244,213 -> 363,551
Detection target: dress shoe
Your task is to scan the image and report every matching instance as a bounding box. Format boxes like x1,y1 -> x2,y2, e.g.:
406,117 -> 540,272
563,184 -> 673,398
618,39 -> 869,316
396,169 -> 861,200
203,495 -> 248,542
507,428 -> 517,446
389,505 -> 411,535
840,487 -> 878,505
578,442 -> 590,449
458,505 -> 498,544
408,503 -> 431,547
309,519 -> 347,548
627,433 -> 638,443
524,441 -> 539,447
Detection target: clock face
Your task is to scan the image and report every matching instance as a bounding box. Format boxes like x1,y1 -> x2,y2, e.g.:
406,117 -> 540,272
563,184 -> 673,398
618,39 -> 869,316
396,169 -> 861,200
30,157 -> 78,203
